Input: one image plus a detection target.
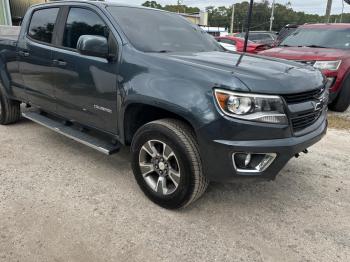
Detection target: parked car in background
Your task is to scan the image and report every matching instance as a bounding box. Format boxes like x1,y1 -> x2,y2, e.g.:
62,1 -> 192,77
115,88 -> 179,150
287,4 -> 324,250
234,31 -> 277,45
260,23 -> 350,112
215,36 -> 237,51
216,36 -> 270,53
276,24 -> 299,44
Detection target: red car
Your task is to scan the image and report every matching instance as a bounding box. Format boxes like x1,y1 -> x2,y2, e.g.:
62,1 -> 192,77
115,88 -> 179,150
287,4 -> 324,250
216,36 -> 270,54
260,23 -> 350,112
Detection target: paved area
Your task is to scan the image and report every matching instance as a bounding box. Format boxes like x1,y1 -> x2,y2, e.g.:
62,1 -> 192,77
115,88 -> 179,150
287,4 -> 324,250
0,118 -> 349,262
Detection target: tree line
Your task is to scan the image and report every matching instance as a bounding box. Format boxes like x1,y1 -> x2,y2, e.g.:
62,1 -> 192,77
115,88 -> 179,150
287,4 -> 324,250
142,1 -> 200,14
142,0 -> 350,32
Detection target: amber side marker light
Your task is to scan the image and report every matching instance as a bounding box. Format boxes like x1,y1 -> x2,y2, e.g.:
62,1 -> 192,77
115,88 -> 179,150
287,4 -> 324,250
215,92 -> 229,110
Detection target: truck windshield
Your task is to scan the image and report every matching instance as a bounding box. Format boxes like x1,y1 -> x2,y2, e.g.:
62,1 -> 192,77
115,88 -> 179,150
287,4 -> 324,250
280,27 -> 350,49
107,6 -> 223,53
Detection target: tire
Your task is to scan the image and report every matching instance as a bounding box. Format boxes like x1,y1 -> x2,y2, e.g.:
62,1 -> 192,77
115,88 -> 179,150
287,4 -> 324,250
131,119 -> 209,209
329,77 -> 350,112
0,88 -> 21,125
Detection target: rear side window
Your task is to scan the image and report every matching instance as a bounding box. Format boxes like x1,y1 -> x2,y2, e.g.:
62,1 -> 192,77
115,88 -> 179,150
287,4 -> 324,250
28,8 -> 59,43
62,8 -> 109,49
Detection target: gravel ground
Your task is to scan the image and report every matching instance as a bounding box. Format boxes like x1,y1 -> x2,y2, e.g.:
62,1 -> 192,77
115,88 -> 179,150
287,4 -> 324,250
329,107 -> 350,120
0,118 -> 349,262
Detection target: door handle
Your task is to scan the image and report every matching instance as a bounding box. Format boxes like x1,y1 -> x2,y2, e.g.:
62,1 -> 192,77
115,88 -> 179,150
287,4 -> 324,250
18,50 -> 30,57
53,59 -> 67,67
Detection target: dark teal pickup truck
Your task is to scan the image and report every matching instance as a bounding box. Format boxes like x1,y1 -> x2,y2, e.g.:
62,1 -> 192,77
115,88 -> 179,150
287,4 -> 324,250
0,1 -> 327,209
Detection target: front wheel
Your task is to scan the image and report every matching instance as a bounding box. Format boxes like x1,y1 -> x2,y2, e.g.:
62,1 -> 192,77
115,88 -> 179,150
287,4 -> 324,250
131,119 -> 209,209
329,77 -> 350,112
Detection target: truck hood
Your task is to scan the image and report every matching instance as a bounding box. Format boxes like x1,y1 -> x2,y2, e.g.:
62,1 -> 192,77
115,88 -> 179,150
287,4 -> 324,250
259,46 -> 349,61
164,51 -> 324,94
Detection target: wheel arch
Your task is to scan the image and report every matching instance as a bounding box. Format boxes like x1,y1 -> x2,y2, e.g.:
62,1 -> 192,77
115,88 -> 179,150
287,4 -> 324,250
122,102 -> 197,145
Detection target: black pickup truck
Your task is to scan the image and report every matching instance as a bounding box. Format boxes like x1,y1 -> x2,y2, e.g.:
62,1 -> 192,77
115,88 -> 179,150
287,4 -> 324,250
0,1 -> 327,209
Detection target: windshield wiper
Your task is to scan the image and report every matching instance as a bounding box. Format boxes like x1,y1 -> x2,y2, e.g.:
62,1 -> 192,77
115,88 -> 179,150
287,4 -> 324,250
150,50 -> 172,53
305,45 -> 326,48
279,44 -> 292,47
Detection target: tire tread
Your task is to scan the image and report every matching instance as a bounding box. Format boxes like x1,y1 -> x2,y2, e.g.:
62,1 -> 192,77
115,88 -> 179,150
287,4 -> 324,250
148,119 -> 209,208
329,77 -> 350,112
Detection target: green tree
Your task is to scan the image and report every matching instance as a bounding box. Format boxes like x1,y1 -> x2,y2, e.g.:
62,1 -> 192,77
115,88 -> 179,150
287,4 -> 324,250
163,5 -> 200,14
142,1 -> 350,31
206,2 -> 328,32
142,1 -> 163,9
141,1 -> 199,14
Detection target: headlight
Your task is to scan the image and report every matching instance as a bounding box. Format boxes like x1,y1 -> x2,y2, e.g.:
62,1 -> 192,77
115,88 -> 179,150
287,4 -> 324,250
314,60 -> 341,71
214,89 -> 287,124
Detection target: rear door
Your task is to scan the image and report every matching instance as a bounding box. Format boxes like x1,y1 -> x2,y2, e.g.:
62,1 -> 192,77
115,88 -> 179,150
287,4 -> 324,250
18,7 -> 60,112
51,6 -> 119,133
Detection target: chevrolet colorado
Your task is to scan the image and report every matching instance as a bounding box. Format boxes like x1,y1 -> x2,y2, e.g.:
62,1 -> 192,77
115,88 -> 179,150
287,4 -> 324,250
0,1 -> 327,209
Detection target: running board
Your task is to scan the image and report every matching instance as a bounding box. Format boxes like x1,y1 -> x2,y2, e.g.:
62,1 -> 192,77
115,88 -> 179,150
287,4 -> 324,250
22,111 -> 120,155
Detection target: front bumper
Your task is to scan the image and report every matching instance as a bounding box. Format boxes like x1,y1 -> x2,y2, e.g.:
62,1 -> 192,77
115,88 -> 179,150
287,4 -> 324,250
197,114 -> 327,182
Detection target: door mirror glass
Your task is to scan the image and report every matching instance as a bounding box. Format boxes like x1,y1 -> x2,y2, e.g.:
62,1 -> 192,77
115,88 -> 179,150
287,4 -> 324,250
77,35 -> 108,58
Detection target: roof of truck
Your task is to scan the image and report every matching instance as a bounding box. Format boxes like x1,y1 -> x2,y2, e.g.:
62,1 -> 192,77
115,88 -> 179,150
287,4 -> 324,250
33,0 -> 163,11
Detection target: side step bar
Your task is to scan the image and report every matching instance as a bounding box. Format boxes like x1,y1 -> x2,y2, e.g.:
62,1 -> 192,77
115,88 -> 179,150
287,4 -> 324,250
22,111 -> 120,155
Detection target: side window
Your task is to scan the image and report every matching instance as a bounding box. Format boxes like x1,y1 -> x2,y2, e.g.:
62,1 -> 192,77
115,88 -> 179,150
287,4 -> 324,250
63,8 -> 109,49
28,8 -> 59,43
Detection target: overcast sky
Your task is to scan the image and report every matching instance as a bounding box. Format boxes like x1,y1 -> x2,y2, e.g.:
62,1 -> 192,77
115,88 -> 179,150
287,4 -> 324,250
107,0 -> 350,15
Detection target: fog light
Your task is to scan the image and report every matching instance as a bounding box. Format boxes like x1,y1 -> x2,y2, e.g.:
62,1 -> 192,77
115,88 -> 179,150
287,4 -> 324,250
233,153 -> 276,173
245,153 -> 252,167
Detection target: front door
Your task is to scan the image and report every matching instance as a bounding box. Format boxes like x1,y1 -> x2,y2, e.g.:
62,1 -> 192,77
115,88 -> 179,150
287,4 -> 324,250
51,7 -> 119,133
18,7 -> 60,112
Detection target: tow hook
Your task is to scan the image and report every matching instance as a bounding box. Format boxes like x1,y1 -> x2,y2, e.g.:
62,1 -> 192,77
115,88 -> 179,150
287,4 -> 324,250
295,149 -> 309,158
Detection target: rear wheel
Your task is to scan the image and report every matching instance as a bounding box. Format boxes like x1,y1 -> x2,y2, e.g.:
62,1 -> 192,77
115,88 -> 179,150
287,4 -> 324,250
131,119 -> 209,209
0,89 -> 21,125
329,77 -> 350,112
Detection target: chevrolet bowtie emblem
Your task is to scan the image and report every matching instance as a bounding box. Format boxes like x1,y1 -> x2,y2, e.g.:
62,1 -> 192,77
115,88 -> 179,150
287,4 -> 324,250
314,97 -> 325,111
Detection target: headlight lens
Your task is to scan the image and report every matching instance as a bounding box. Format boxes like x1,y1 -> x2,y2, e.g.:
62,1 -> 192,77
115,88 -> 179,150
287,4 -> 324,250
227,96 -> 253,115
314,60 -> 341,71
214,89 -> 287,124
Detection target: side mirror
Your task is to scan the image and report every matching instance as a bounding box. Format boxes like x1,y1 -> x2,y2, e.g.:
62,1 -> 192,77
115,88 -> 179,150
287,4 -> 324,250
77,35 -> 108,59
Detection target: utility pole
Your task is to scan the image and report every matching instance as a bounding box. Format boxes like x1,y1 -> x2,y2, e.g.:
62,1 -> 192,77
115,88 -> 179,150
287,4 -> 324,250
269,0 -> 275,31
325,0 -> 333,23
340,0 -> 345,23
230,4 -> 235,34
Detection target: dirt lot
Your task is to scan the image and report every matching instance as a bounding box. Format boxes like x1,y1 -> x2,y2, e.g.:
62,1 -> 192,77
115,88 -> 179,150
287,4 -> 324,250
0,111 -> 349,262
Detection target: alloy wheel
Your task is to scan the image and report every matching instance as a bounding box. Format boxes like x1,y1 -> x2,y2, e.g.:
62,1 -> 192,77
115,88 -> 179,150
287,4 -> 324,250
138,140 -> 181,195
